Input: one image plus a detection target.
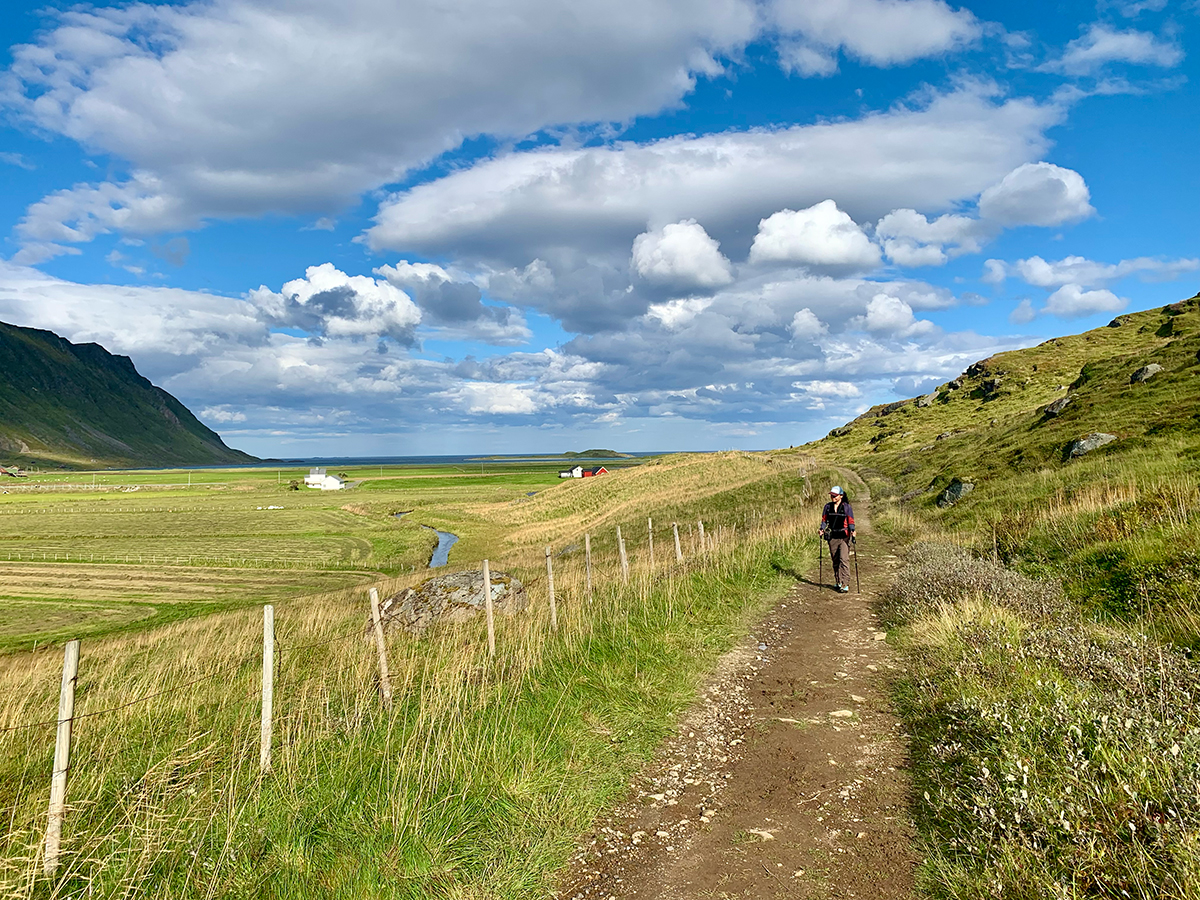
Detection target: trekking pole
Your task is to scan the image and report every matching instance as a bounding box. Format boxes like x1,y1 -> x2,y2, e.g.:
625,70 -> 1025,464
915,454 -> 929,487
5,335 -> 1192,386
853,537 -> 861,593
818,535 -> 823,588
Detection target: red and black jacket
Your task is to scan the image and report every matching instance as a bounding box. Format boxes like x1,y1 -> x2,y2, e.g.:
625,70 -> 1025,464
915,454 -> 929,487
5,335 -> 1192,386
821,500 -> 855,540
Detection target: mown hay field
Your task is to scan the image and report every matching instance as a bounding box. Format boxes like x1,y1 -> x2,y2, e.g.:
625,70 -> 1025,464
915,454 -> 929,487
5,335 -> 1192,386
0,461 -> 590,649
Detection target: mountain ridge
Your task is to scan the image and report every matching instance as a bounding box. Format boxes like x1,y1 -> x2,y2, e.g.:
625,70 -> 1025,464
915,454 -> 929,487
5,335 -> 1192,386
0,319 -> 256,469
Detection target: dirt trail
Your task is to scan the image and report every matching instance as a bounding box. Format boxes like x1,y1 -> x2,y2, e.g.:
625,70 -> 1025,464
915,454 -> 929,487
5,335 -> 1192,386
558,503 -> 917,900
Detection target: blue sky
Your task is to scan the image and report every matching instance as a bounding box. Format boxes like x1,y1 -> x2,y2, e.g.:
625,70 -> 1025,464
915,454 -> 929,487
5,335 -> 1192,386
0,0 -> 1196,457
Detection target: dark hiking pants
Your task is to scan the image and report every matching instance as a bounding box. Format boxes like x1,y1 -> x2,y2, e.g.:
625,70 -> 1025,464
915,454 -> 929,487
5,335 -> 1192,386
828,538 -> 850,586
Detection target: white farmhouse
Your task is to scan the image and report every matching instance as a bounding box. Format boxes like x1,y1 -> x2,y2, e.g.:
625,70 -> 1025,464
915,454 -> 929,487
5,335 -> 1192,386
304,467 -> 346,490
558,465 -> 584,478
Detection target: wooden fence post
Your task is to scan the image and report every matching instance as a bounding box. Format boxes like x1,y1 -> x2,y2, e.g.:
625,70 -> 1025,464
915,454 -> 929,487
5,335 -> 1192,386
260,605 -> 274,775
545,546 -> 558,630
43,639 -> 79,878
617,526 -> 629,584
482,559 -> 495,657
584,533 -> 593,600
698,521 -> 706,554
672,522 -> 683,562
369,588 -> 393,710
647,517 -> 655,569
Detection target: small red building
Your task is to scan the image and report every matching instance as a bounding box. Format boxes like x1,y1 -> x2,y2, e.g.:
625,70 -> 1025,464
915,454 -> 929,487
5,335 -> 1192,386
581,466 -> 608,477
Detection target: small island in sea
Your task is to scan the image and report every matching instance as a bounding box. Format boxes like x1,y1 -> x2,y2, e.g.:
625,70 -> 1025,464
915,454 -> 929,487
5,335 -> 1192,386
561,449 -> 631,459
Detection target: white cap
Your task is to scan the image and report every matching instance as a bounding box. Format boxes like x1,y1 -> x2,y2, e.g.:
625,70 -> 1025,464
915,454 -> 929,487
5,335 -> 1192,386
829,485 -> 844,495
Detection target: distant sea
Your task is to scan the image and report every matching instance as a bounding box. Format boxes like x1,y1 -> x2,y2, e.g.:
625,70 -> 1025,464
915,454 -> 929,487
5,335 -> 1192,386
185,451 -> 682,470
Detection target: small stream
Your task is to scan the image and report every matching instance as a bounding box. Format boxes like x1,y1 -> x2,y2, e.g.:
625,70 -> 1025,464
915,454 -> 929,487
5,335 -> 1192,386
396,512 -> 459,568
424,527 -> 459,568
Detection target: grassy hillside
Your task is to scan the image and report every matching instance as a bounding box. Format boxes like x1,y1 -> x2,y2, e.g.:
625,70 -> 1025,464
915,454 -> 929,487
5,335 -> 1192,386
818,292 -> 1199,487
0,320 -> 255,468
811,293 -> 1200,641
802,292 -> 1200,897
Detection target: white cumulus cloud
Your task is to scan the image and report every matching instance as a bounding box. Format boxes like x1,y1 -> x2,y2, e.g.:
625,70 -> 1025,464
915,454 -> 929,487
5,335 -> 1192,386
794,379 -> 861,398
977,162 -> 1094,227
252,263 -> 422,344
1010,254 -> 1200,288
875,208 -> 995,267
452,382 -> 541,415
750,200 -> 881,272
770,0 -> 981,75
789,308 -> 828,338
1008,298 -> 1037,324
646,297 -> 717,330
1043,283 -> 1125,317
1044,24 -> 1184,75
631,220 -> 733,290
850,292 -> 936,337
368,86 -> 1060,269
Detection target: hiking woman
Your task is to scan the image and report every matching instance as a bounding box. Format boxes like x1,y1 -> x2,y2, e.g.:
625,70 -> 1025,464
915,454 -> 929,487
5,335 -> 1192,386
820,486 -> 855,593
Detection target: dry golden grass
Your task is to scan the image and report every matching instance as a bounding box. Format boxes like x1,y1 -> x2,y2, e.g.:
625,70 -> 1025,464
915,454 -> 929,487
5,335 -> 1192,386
479,452 -> 787,547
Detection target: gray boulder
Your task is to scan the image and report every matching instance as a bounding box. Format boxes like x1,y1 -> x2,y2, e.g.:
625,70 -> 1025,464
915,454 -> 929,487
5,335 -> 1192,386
828,426 -> 853,438
370,569 -> 528,637
917,391 -> 939,408
1068,433 -> 1117,458
1130,363 -> 1163,383
1042,396 -> 1071,417
936,478 -> 974,508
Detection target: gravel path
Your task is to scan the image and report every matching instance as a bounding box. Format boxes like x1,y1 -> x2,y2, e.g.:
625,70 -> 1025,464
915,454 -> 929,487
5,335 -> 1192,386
557,508 -> 918,899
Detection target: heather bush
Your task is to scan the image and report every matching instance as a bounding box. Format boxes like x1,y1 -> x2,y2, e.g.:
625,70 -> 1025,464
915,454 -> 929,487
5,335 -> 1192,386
892,548 -> 1200,898
881,542 -> 1068,629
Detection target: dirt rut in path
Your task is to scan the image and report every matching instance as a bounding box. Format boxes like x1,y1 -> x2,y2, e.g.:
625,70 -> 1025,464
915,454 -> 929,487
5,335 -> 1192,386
558,526 -> 916,900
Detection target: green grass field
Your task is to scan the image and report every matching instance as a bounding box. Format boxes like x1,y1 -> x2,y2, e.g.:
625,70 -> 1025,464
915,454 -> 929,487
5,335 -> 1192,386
0,460 -> 632,650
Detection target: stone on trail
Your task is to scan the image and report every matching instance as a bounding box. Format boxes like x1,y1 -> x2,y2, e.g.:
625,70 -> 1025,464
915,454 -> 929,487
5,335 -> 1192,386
1130,363 -> 1163,383
369,569 -> 528,636
1068,432 -> 1117,458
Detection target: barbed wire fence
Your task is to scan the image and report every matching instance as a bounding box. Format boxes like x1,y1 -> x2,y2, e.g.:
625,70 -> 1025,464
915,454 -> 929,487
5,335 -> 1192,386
2,508 -> 794,884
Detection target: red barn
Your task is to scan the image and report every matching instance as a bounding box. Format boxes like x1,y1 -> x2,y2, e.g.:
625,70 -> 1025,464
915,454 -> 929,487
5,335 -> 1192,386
581,466 -> 608,477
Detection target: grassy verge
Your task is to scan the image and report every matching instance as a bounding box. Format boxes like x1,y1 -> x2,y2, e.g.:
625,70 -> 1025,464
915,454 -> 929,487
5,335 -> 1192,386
881,540 -> 1200,898
0,505 -> 814,898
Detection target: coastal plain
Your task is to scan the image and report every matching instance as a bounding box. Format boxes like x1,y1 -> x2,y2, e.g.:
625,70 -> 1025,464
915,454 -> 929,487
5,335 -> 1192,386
0,460 -> 581,649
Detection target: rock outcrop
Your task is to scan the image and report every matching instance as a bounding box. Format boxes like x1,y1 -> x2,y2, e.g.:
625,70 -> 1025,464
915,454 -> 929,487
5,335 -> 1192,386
1068,433 -> 1117,458
1130,364 -> 1163,383
1042,396 -> 1071,417
936,478 -> 974,508
370,569 -> 528,637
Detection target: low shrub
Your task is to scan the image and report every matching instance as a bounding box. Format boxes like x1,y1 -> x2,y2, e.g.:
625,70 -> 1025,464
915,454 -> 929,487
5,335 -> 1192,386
880,542 -> 1067,629
892,547 -> 1200,899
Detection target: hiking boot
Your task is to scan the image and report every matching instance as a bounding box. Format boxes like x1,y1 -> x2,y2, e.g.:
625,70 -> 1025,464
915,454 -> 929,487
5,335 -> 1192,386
838,584 -> 850,593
